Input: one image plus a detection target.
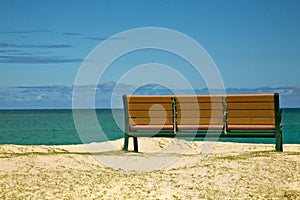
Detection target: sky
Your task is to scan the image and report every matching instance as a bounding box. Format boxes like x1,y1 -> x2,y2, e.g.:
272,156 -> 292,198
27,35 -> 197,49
1,0 -> 300,108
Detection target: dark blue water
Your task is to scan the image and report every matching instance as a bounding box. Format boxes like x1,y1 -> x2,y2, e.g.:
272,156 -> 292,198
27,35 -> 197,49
0,108 -> 299,145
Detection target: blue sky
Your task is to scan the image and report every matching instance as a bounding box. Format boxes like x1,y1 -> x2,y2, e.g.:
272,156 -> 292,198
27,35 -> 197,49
1,0 -> 300,108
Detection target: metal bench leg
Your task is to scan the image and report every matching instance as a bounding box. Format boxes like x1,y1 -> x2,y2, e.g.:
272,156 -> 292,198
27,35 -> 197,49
133,137 -> 138,152
124,133 -> 129,152
275,126 -> 283,152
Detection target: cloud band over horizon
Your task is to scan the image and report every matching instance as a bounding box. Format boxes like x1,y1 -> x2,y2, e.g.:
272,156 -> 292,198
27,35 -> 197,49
0,83 -> 299,109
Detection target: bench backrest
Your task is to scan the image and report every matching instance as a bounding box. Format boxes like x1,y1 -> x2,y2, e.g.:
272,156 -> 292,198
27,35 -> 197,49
123,94 -> 280,132
226,94 -> 279,131
175,96 -> 225,130
123,95 -> 175,131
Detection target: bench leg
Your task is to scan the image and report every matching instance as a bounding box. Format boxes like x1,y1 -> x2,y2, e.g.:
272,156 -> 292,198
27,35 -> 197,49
123,133 -> 129,152
275,128 -> 283,152
133,137 -> 138,152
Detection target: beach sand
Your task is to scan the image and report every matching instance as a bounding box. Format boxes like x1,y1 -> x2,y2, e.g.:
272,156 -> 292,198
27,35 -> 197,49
1,138 -> 300,199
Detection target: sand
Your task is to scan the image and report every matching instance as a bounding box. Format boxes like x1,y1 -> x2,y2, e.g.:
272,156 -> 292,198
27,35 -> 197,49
1,138 -> 300,199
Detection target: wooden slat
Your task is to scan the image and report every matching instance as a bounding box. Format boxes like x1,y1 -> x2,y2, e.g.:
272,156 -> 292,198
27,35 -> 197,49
178,117 -> 224,125
177,110 -> 224,118
227,102 -> 274,110
227,125 -> 275,131
227,118 -> 275,125
129,117 -> 173,125
127,96 -> 173,103
128,103 -> 173,111
130,125 -> 174,131
227,110 -> 275,117
175,95 -> 223,103
177,102 -> 224,110
226,94 -> 274,102
129,110 -> 173,118
178,124 -> 224,130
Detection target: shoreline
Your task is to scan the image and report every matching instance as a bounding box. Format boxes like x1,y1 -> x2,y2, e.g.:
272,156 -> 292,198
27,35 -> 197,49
1,139 -> 300,199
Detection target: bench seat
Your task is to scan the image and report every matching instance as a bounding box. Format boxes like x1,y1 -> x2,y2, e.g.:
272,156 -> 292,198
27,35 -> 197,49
227,125 -> 276,131
129,125 -> 174,131
177,125 -> 224,131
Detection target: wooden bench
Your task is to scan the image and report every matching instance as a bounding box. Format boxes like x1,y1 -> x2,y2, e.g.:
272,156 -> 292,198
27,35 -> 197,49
122,93 -> 283,152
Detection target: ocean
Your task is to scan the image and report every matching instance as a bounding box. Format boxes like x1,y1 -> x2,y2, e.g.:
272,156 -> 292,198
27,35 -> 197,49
0,108 -> 299,145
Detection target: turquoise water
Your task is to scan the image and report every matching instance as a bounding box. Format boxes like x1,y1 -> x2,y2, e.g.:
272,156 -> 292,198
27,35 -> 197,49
0,109 -> 299,145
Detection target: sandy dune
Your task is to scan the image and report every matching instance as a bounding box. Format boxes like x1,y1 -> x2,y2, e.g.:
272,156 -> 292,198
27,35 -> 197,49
1,138 -> 300,199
